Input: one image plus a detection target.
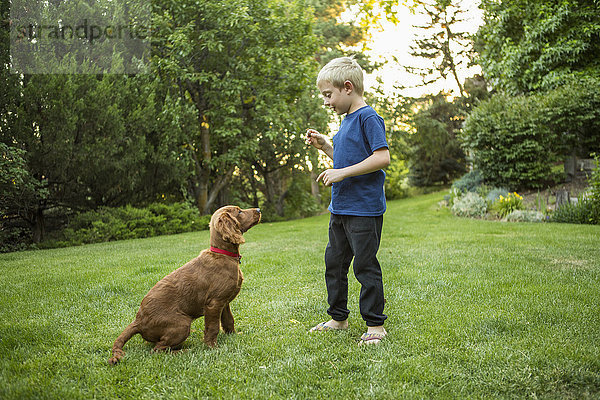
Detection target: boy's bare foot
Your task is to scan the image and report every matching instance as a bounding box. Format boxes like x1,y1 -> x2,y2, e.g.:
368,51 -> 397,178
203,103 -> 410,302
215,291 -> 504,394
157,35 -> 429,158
358,326 -> 387,346
308,319 -> 348,332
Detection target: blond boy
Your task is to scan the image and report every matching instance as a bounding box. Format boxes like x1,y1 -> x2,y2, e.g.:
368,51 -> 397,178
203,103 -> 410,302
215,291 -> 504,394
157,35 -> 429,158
306,57 -> 389,345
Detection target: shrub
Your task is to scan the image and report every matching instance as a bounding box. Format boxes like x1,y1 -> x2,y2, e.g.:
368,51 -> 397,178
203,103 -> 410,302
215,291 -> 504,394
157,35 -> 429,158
451,192 -> 487,218
551,157 -> 600,225
40,203 -> 210,248
462,78 -> 600,190
385,156 -> 410,200
486,187 -> 510,203
492,192 -> 524,218
461,94 -> 557,190
506,210 -> 546,223
551,200 -> 595,225
451,170 -> 484,194
586,156 -> 600,224
408,95 -> 467,187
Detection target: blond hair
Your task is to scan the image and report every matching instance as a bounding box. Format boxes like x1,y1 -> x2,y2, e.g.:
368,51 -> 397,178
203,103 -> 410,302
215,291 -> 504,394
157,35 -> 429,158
316,56 -> 365,96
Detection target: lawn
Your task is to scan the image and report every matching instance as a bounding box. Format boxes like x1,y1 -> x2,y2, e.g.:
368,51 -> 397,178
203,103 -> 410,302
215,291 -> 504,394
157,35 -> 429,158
1,192 -> 599,399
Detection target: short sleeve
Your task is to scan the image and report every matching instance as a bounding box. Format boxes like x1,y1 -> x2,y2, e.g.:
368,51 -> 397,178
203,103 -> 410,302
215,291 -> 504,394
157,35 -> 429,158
362,114 -> 388,153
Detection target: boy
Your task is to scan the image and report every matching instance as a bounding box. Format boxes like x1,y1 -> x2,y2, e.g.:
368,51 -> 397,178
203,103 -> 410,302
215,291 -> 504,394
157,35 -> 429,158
305,56 -> 389,345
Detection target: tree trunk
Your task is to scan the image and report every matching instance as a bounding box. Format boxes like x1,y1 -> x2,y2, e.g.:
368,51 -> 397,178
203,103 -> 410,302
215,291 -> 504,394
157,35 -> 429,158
203,167 -> 235,214
556,190 -> 570,209
31,208 -> 45,243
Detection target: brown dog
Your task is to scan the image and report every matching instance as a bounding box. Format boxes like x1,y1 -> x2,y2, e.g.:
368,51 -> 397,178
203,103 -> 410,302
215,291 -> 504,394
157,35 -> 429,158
108,206 -> 261,365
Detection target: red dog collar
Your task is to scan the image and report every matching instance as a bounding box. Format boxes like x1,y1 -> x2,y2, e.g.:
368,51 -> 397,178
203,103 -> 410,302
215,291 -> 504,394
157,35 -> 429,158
210,246 -> 242,263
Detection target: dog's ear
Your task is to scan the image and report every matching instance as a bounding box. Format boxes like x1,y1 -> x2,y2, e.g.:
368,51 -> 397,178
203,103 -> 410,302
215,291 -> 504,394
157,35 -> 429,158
216,211 -> 245,244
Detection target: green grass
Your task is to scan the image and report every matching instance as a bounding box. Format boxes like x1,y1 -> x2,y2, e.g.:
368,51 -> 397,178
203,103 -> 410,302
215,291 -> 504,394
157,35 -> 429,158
1,192 -> 599,399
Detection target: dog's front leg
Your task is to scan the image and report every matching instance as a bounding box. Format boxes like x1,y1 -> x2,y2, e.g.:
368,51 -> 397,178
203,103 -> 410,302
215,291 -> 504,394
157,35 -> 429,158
220,303 -> 235,334
203,302 -> 222,347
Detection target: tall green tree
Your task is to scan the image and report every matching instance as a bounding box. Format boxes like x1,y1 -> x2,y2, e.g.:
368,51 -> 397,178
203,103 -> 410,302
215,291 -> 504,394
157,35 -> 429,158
407,94 -> 467,186
152,0 -> 318,215
475,0 -> 600,94
0,73 -> 188,242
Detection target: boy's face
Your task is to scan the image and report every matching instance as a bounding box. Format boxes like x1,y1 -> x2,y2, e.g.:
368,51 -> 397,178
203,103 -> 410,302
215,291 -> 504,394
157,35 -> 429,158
318,81 -> 352,115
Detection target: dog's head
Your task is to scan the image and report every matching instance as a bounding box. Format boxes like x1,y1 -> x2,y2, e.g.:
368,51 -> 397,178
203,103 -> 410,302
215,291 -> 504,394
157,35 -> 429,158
210,206 -> 261,245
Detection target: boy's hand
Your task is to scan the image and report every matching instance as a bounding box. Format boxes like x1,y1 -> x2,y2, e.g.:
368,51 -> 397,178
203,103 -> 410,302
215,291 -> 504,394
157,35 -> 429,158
305,129 -> 327,149
317,169 -> 345,187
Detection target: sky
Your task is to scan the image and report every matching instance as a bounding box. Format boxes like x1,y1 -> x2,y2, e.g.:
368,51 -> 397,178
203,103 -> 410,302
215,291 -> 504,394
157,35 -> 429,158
344,0 -> 484,98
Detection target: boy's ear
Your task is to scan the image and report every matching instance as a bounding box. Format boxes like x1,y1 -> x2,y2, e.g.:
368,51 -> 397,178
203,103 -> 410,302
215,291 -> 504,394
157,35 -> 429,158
343,80 -> 354,93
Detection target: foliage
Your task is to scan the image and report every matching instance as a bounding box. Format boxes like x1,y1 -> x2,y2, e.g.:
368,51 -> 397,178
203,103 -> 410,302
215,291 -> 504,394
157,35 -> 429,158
461,94 -> 557,190
551,199 -> 597,225
538,77 -> 600,158
451,170 -> 484,194
492,192 -> 524,219
367,82 -> 411,200
462,77 -> 600,189
587,157 -> 600,224
0,73 -> 192,242
408,94 -> 467,187
485,187 -> 509,203
152,0 -> 319,216
0,0 -> 337,246
451,191 -> 487,218
505,210 -> 545,223
39,203 -> 210,249
0,143 -> 47,218
475,0 -> 600,95
384,155 -> 410,200
554,156 -> 600,225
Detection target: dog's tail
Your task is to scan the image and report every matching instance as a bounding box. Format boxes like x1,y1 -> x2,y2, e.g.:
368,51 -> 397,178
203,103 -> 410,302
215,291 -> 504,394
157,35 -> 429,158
108,322 -> 139,365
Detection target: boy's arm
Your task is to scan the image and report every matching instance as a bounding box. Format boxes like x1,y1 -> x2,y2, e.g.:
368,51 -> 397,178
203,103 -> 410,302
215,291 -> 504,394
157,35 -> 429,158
317,148 -> 390,187
306,129 -> 333,159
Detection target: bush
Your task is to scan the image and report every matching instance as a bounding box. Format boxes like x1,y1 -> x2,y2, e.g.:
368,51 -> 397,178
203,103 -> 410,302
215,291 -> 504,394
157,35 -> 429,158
462,78 -> 600,190
451,192 -> 487,218
408,95 -> 467,187
462,94 -> 556,190
40,203 -> 210,248
586,156 -> 600,224
385,155 -> 410,200
486,187 -> 509,203
451,170 -> 484,194
506,210 -> 546,223
551,157 -> 600,225
551,200 -> 596,225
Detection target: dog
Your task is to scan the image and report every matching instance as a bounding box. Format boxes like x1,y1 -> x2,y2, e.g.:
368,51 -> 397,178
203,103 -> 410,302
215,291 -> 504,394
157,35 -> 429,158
108,206 -> 261,365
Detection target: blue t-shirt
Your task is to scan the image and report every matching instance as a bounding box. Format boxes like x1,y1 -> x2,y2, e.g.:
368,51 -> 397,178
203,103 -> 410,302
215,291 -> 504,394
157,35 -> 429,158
329,105 -> 388,216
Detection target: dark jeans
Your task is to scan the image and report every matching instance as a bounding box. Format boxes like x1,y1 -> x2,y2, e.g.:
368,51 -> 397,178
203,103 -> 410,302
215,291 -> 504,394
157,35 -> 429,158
324,214 -> 387,327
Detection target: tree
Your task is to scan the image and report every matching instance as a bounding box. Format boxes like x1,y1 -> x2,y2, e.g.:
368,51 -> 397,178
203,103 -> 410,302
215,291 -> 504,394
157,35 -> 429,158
475,0 -> 600,94
0,73 -> 190,243
407,94 -> 466,186
407,0 -> 473,96
152,0 -> 318,215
